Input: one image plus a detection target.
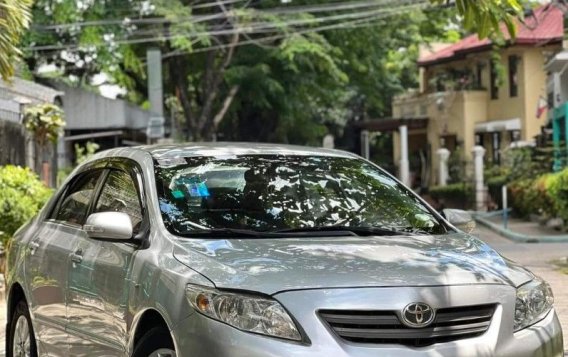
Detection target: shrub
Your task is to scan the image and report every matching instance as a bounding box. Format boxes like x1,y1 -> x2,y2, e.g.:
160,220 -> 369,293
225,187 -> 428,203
509,175 -> 556,219
487,175 -> 508,209
429,183 -> 474,210
0,166 -> 52,245
546,168 -> 568,224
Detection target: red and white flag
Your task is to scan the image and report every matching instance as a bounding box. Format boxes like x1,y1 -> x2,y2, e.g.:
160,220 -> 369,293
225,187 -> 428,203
536,96 -> 548,119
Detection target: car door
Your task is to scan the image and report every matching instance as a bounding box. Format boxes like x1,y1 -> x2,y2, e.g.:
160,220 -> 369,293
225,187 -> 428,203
25,168 -> 104,357
66,161 -> 145,356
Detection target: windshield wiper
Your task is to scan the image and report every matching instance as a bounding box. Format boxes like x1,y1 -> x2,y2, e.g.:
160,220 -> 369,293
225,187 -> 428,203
176,228 -> 281,238
175,228 -> 357,238
272,226 -> 408,236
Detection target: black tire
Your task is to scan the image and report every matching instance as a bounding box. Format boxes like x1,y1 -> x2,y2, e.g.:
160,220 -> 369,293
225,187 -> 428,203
7,300 -> 38,357
132,327 -> 176,357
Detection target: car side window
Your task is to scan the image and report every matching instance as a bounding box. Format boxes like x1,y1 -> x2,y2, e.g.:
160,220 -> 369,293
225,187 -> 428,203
53,170 -> 102,225
94,170 -> 143,232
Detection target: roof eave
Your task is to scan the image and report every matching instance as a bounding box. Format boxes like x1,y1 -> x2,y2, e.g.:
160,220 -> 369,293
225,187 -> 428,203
418,38 -> 563,67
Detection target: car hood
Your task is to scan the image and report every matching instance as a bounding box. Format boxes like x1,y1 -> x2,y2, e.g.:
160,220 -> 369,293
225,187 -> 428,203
172,233 -> 533,295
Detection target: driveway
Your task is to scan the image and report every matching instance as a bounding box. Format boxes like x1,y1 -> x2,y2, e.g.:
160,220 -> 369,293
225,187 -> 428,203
0,226 -> 566,356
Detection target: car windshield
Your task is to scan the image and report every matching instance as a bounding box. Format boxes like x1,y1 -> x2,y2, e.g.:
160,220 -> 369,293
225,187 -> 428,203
155,155 -> 448,236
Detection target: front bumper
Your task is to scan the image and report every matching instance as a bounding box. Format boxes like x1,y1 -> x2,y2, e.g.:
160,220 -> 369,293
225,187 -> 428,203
171,285 -> 564,357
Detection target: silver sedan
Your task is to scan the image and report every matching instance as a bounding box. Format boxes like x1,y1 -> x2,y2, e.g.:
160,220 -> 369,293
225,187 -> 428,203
5,143 -> 564,356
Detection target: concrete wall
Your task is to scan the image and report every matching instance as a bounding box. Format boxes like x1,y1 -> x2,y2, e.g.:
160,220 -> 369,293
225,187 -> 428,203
59,87 -> 128,129
486,48 -> 525,123
521,47 -> 554,141
54,85 -> 151,131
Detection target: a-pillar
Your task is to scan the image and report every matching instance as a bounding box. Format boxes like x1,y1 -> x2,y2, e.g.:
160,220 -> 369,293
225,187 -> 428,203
472,145 -> 486,211
436,148 -> 450,186
399,125 -> 410,186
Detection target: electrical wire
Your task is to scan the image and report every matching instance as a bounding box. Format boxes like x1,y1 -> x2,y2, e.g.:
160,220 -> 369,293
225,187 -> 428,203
31,0 -> 417,31
159,1 -> 429,60
27,0 -> 428,52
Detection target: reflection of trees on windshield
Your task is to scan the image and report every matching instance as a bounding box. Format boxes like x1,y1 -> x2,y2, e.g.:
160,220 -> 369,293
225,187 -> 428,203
155,155 -> 446,235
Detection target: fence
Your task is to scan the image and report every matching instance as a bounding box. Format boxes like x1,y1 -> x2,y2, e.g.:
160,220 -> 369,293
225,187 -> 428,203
0,98 -> 26,167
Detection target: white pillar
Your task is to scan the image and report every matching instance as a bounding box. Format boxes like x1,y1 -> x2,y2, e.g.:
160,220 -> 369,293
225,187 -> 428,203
472,145 -> 486,211
399,125 -> 410,186
436,148 -> 450,186
323,134 -> 334,149
360,130 -> 370,159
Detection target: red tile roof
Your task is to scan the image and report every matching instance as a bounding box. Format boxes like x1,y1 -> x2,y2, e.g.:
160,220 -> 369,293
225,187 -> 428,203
418,4 -> 564,66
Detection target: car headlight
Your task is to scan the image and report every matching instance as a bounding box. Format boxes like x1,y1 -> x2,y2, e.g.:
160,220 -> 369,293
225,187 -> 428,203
514,277 -> 554,331
186,284 -> 302,341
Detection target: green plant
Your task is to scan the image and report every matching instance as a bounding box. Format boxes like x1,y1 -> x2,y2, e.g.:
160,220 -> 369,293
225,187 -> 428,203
23,103 -> 65,147
487,175 -> 508,209
74,141 -> 100,165
0,165 -> 52,245
546,168 -> 568,224
502,147 -> 547,182
0,0 -> 33,80
56,167 -> 73,187
448,147 -> 465,184
508,175 -> 556,219
429,183 -> 474,209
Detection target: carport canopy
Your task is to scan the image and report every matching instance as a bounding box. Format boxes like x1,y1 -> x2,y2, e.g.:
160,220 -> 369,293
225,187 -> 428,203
474,118 -> 521,133
357,116 -> 429,132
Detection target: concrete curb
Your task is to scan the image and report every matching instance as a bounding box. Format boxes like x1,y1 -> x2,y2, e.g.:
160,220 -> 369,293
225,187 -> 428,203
473,214 -> 568,243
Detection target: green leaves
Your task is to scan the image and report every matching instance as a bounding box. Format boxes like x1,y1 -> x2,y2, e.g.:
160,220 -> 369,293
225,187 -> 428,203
431,0 -> 523,39
23,103 -> 66,147
0,0 -> 33,80
0,165 -> 53,245
279,33 -> 348,83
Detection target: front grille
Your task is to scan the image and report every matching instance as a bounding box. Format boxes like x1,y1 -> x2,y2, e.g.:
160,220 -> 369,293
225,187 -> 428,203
320,304 -> 496,347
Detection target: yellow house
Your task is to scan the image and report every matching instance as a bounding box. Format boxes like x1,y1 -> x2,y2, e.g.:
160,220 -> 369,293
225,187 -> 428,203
372,4 -> 564,189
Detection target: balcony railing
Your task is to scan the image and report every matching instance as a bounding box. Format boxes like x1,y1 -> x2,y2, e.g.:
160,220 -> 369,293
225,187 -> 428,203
392,90 -> 488,120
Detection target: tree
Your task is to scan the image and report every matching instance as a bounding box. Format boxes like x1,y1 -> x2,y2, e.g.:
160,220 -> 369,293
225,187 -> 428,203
23,0 -> 526,143
23,103 -> 65,184
0,0 -> 33,80
430,0 -> 523,39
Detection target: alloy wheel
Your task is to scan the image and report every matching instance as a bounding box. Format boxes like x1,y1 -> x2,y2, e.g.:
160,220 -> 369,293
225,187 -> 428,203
149,348 -> 176,357
12,315 -> 31,357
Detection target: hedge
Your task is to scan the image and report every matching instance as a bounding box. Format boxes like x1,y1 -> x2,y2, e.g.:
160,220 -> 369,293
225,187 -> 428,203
0,166 -> 52,245
508,168 -> 568,223
487,175 -> 507,209
429,183 -> 474,210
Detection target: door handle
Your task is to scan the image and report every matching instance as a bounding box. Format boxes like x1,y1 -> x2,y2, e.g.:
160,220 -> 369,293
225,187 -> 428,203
70,249 -> 83,264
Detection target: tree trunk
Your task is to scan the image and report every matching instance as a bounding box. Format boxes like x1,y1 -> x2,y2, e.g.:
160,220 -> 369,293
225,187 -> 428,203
170,56 -> 196,140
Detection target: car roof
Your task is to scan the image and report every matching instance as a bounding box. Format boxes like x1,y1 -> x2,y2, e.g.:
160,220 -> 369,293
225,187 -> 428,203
136,142 -> 359,160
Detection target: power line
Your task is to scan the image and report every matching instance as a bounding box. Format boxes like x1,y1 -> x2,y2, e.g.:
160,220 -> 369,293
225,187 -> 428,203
31,0 -> 416,31
27,0 -> 428,52
121,1 -> 425,45
192,0 -> 245,9
160,1 -> 429,60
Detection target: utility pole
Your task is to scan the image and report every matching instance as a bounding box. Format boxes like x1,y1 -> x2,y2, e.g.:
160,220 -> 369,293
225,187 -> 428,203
147,48 -> 163,117
146,48 -> 165,143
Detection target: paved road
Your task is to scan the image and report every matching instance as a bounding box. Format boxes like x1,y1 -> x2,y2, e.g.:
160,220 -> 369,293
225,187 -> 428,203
0,227 -> 566,356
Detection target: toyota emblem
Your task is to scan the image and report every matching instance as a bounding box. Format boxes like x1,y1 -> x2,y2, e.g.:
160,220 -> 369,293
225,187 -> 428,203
401,302 -> 435,328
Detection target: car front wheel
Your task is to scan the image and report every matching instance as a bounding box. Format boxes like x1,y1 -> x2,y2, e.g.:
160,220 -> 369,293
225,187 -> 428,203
8,300 -> 38,357
133,327 -> 176,357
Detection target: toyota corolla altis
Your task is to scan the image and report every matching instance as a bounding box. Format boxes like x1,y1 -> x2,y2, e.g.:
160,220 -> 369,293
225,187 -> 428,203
5,143 -> 563,357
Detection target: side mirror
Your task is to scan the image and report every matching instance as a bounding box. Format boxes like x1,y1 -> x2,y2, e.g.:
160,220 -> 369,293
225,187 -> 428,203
84,212 -> 133,240
443,209 -> 476,234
